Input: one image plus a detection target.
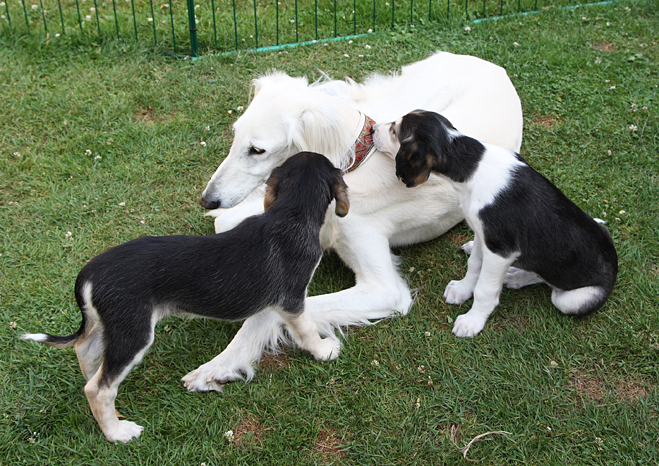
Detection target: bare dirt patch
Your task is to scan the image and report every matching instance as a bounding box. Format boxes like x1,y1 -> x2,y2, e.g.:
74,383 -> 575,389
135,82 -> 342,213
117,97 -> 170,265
531,115 -> 563,130
614,377 -> 648,403
569,369 -> 606,403
232,414 -> 266,446
132,106 -> 176,124
315,427 -> 345,460
592,41 -> 616,52
259,352 -> 290,372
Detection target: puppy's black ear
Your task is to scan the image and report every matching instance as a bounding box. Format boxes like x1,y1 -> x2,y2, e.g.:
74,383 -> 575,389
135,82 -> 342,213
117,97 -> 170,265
332,170 -> 350,217
264,168 -> 281,211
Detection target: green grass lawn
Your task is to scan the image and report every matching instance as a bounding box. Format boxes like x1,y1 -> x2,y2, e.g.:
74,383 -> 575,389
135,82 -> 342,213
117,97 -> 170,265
1,0 -> 658,463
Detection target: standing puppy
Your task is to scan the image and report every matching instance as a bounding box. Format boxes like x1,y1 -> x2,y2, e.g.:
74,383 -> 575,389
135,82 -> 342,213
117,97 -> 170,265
373,110 -> 617,337
23,152 -> 347,443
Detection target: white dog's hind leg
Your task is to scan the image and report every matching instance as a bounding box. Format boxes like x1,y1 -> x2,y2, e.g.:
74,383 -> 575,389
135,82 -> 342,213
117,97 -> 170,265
181,309 -> 288,392
445,235 -> 483,304
452,249 -> 515,338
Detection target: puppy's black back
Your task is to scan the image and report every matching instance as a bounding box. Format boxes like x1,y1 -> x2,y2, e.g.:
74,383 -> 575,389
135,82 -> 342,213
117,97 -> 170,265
479,164 -> 618,297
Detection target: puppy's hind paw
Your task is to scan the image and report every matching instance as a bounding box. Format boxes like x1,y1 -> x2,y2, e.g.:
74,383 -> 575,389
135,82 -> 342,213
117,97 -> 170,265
311,337 -> 341,361
461,241 -> 474,255
444,280 -> 473,305
452,313 -> 486,338
105,420 -> 144,443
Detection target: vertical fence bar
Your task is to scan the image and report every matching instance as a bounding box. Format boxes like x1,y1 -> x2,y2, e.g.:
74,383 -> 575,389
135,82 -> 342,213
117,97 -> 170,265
294,0 -> 298,42
410,0 -> 413,25
111,0 -> 120,40
391,0 -> 394,27
499,0 -> 503,15
535,0 -> 538,10
333,0 -> 337,37
482,0 -> 485,17
464,0 -> 467,19
518,0 -> 521,12
253,0 -> 258,48
210,0 -> 217,49
429,0 -> 432,21
372,0 -> 376,30
92,0 -> 101,37
38,0 -> 47,33
353,0 -> 356,34
276,0 -> 279,44
186,0 -> 198,56
21,0 -> 29,30
231,0 -> 237,50
75,0 -> 83,34
4,0 -> 13,29
447,0 -> 449,19
149,0 -> 157,45
169,0 -> 177,52
130,0 -> 138,41
314,0 -> 317,40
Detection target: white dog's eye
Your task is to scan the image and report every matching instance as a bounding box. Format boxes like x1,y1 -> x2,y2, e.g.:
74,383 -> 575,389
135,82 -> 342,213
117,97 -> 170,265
248,146 -> 266,155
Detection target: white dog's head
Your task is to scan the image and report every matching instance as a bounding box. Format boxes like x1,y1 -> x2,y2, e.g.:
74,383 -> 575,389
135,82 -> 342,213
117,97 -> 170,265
200,72 -> 355,210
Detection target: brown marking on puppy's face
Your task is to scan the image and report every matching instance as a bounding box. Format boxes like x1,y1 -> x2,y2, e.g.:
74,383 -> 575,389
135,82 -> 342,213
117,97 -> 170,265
395,114 -> 435,188
263,168 -> 280,211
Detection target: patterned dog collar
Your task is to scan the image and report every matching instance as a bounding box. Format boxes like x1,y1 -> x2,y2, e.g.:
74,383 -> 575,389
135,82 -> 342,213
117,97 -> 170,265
344,113 -> 377,174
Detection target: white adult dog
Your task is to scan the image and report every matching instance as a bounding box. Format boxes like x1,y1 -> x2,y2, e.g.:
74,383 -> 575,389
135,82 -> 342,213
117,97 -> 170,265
182,51 -> 523,392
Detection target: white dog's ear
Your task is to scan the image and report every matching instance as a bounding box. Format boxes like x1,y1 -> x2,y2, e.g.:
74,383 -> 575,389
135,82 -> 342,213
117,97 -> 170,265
291,107 -> 353,167
253,72 -> 308,98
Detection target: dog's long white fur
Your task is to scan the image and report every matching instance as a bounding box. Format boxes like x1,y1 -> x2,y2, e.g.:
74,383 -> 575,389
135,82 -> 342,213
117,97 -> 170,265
184,52 -> 524,389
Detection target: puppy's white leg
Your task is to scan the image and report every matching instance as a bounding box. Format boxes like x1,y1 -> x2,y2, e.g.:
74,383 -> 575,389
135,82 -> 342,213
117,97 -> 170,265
452,249 -> 515,338
444,235 -> 483,304
278,309 -> 341,361
504,267 -> 545,289
182,310 -> 286,392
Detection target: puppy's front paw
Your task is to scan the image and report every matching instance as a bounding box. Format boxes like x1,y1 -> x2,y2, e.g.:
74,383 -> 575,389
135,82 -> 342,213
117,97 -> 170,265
105,420 -> 143,443
452,313 -> 486,338
310,337 -> 341,361
444,280 -> 474,304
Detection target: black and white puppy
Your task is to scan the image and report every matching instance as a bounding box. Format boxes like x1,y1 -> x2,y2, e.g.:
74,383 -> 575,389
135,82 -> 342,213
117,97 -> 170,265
373,110 -> 617,337
23,152 -> 348,443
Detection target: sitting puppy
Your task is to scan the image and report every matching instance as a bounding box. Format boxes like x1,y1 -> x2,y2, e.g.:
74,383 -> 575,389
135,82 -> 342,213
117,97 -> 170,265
23,152 -> 347,443
373,110 -> 617,337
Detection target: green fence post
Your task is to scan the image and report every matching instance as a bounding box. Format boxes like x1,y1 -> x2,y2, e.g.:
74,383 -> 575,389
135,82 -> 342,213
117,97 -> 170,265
232,0 -> 238,49
38,0 -> 47,34
210,0 -> 217,49
294,0 -> 298,42
253,0 -> 259,48
111,0 -> 120,40
20,0 -> 29,31
149,0 -> 157,46
186,0 -> 198,56
92,0 -> 101,37
169,0 -> 177,52
3,0 -> 11,29
130,0 -> 138,41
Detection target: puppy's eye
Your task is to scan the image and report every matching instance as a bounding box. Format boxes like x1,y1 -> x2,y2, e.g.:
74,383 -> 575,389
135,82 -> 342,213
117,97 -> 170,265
248,146 -> 266,155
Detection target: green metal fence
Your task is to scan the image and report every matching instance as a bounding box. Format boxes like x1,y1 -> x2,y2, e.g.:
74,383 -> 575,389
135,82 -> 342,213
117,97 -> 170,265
0,0 -> 612,56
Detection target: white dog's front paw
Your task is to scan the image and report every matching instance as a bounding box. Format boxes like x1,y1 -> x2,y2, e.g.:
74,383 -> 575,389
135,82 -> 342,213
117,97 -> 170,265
461,241 -> 474,255
182,360 -> 251,392
504,267 -> 544,289
310,337 -> 341,361
452,313 -> 487,338
104,420 -> 144,443
444,280 -> 474,304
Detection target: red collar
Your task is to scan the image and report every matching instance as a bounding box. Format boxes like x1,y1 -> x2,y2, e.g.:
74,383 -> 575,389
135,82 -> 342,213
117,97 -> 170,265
344,113 -> 377,174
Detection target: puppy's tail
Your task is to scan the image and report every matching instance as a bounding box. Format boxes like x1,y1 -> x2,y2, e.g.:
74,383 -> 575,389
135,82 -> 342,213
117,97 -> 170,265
21,316 -> 86,348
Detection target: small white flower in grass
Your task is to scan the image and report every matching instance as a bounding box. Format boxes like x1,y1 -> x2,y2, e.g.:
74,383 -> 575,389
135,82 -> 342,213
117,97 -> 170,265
582,16 -> 587,20
119,202 -> 126,206
55,33 -> 60,37
13,152 -> 20,157
344,54 -> 349,58
95,155 -> 101,160
358,54 -> 363,58
606,22 -> 610,26
290,19 -> 295,23
550,360 -> 558,367
195,3 -> 199,8
605,79 -> 610,83
546,426 -> 552,433
224,430 -> 234,442
367,28 -> 372,33
10,322 -> 17,330
629,124 -> 637,132
595,58 -> 601,64
0,2 -> 5,6
513,42 -> 520,47
323,43 -> 328,47
642,106 -> 648,111
200,141 -> 206,147
385,2 -> 389,5
90,6 -> 95,11
425,331 -> 430,337
631,103 -> 637,111
371,359 -> 379,366
348,40 -> 353,44
625,6 -> 630,11
464,26 -> 471,32
228,110 -> 233,114
607,150 -> 612,156
31,4 -> 38,9
237,106 -> 244,111
619,210 -> 625,214
609,86 -> 616,90
195,19 -> 199,24
1,15 -> 5,19
364,44 -> 371,49
140,220 -> 145,224
148,17 -> 153,22
415,398 -> 421,409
